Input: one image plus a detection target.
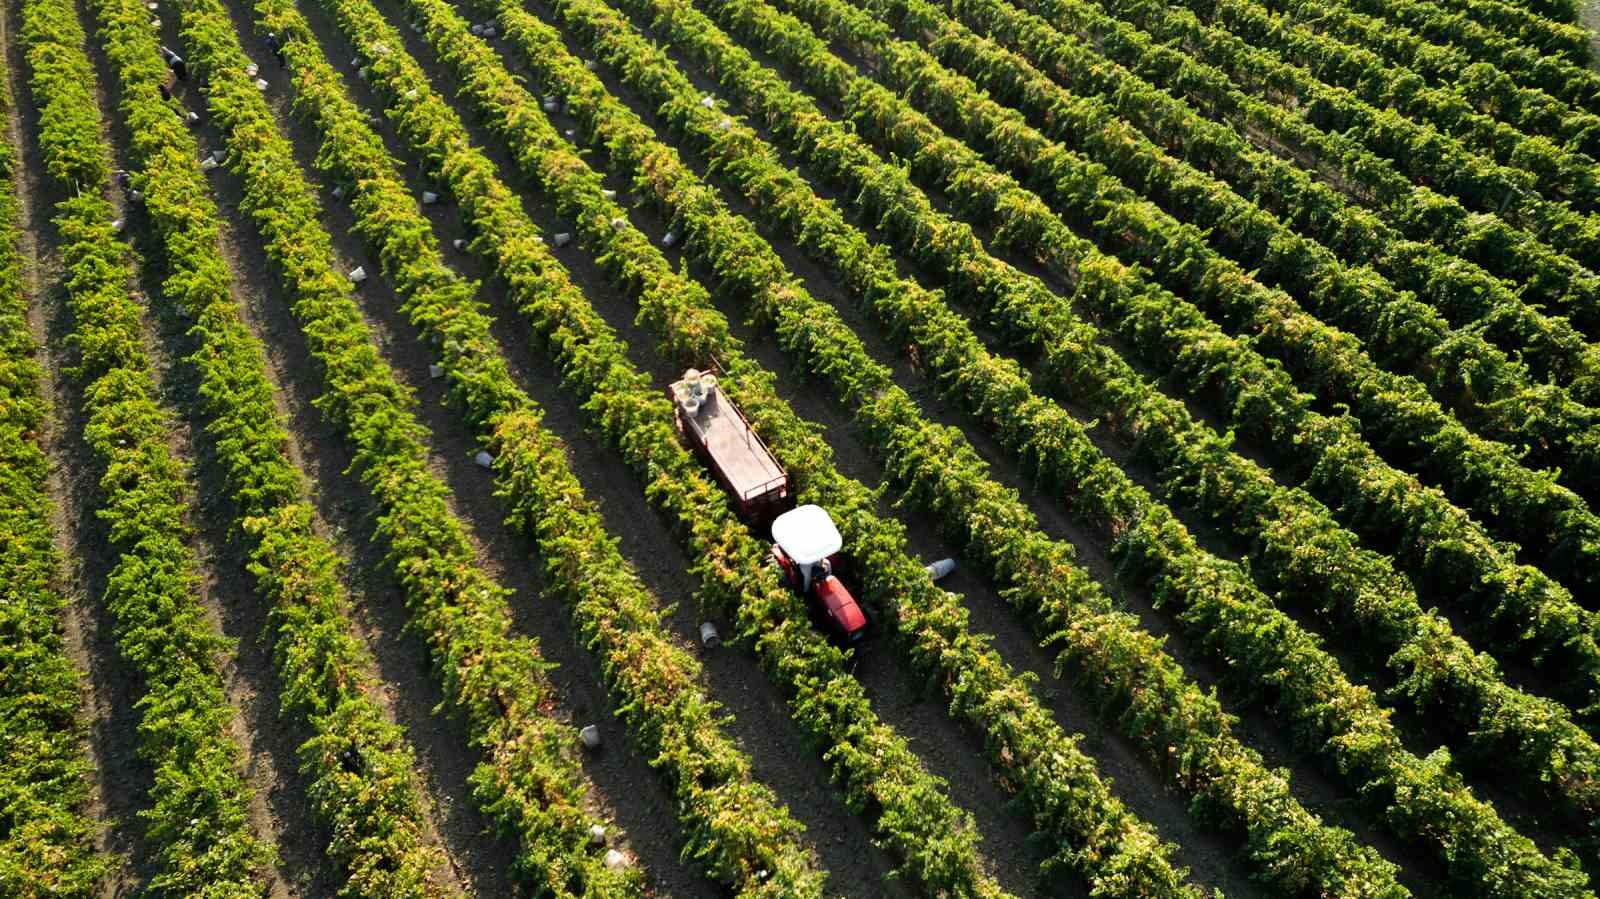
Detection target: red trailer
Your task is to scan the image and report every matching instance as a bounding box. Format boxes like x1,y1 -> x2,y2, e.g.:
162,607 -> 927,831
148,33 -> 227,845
671,369 -> 789,525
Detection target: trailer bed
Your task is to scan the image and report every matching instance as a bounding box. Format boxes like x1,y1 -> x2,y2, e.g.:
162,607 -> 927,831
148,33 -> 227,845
681,394 -> 785,500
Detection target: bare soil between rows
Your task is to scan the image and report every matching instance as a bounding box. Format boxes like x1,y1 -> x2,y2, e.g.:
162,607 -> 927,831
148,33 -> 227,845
6,7 -> 149,892
171,0 -> 926,891
14,0 -> 1587,888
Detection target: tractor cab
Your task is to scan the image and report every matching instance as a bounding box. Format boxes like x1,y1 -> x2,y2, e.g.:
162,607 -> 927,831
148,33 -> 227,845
771,504 -> 867,643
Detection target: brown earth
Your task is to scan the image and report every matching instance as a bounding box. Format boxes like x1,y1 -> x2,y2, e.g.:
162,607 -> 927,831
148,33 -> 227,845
510,0 -> 1444,892
17,0 -> 1577,886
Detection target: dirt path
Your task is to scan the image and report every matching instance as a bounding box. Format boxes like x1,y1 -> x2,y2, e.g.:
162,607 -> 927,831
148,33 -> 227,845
1579,0 -> 1600,65
506,0 -> 1441,892
2,5 -> 142,893
96,3 -> 513,890
139,8 -> 523,893
48,0 -> 360,890
388,0 -> 1282,890
159,0 -> 812,891
230,0 -> 945,890
7,0 -> 315,890
353,0 -> 1102,891
756,6 -> 1598,866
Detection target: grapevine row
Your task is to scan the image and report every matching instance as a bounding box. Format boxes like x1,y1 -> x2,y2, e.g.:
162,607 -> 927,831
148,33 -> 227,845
18,0 -> 274,890
1197,0 -> 1600,208
247,0 -> 1027,889
626,0 -> 1600,880
1414,0 -> 1591,64
165,0 -> 653,891
879,0 -> 1600,678
494,0 -> 1424,891
519,0 -> 1588,889
1319,0 -> 1600,114
644,0 -> 1600,873
813,0 -> 1600,614
724,0 -> 1600,766
87,0 -> 470,891
1456,0 -> 1578,24
1116,0 -> 1600,268
459,0 -> 1410,889
972,0 -> 1600,489
0,34 -> 106,897
931,0 -> 1600,430
1008,0 -> 1600,334
354,0 -> 1208,888
247,0 -> 836,888
1254,0 -> 1600,155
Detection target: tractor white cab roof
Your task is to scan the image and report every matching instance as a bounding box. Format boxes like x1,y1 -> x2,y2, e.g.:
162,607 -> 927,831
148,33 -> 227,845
771,504 -> 842,566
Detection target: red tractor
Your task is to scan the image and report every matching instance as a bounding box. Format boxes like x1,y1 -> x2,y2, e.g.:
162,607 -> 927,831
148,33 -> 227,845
671,369 -> 867,643
770,504 -> 867,643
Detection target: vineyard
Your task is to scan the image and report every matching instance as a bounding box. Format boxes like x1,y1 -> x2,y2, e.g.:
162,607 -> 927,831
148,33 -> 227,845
2,0 -> 1600,889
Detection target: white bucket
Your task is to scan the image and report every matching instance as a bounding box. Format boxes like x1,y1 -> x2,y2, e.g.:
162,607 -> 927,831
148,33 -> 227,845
212,149 -> 227,163
541,97 -> 558,113
604,849 -> 626,871
110,218 -> 124,232
700,95 -> 714,109
661,230 -> 677,247
255,78 -> 269,91
347,266 -> 367,283
482,25 -> 497,37
421,190 -> 439,205
610,217 -> 627,230
474,450 -> 494,468
200,157 -> 218,171
452,238 -> 467,251
924,558 -> 956,581
357,66 -> 369,81
187,111 -> 200,124
245,62 -> 258,77
331,185 -> 345,199
588,824 -> 606,846
579,724 -> 601,749
551,232 -> 571,247
428,363 -> 444,379
469,22 -> 484,35
584,59 -> 597,70
719,117 -> 732,131
699,621 -> 720,648
600,188 -> 616,199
